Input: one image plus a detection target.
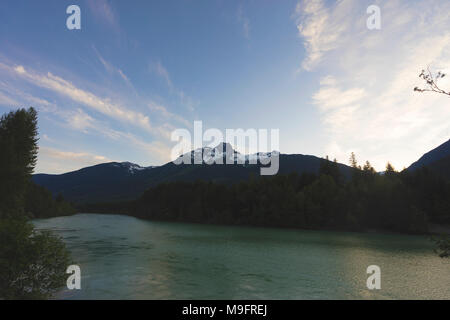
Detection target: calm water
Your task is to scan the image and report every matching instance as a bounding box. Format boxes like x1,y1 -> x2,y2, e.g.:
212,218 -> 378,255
33,214 -> 449,299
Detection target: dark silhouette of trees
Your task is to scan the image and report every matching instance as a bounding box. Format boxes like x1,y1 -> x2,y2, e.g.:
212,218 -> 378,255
117,153 -> 449,235
349,152 -> 359,169
0,108 -> 38,218
25,182 -> 76,218
0,108 -> 73,299
0,218 -> 71,299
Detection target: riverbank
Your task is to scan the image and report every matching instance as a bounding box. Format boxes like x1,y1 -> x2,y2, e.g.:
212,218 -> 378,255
429,223 -> 450,235
73,209 -> 450,237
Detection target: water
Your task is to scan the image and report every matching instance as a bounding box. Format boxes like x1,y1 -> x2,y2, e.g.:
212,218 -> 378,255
33,213 -> 449,299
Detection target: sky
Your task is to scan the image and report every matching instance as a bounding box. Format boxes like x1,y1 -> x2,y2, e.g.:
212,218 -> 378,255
0,0 -> 449,174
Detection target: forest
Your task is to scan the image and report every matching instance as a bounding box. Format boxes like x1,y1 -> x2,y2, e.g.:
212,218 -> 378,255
96,156 -> 450,236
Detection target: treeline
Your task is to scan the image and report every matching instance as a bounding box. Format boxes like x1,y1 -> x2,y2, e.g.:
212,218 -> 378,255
0,108 -> 72,299
121,155 -> 450,234
25,182 -> 76,218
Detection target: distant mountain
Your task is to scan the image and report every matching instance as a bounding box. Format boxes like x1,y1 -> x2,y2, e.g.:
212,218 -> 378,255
33,162 -> 157,204
33,143 -> 353,204
408,139 -> 450,178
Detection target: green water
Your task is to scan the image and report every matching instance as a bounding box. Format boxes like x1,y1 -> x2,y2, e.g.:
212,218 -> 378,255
33,214 -> 449,299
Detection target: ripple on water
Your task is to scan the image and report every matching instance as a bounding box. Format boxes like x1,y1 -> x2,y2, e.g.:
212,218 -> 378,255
33,214 -> 450,300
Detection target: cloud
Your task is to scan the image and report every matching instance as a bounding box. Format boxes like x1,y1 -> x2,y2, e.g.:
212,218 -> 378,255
57,107 -> 173,163
0,61 -> 164,136
36,146 -> 113,174
93,46 -> 115,74
41,134 -> 54,142
36,113 -> 173,173
117,69 -> 132,86
0,58 -> 180,170
295,0 -> 353,71
14,65 -> 25,74
152,61 -> 173,90
66,108 -> 95,132
117,131 -> 172,163
0,91 -> 20,106
149,60 -> 196,112
295,0 -> 450,170
237,5 -> 250,39
148,101 -> 191,127
93,46 -> 135,90
313,84 -> 366,112
87,0 -> 120,31
0,81 -> 56,112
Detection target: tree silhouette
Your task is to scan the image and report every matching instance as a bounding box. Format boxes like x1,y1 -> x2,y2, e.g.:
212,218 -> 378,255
0,108 -> 73,299
414,67 -> 450,97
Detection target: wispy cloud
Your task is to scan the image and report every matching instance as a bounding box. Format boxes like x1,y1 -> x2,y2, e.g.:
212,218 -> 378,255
149,60 -> 196,112
59,107 -> 173,163
313,84 -> 366,112
36,146 -> 113,174
148,101 -> 191,127
0,81 -> 56,112
237,4 -> 250,39
92,45 -> 135,90
0,56 -> 181,170
0,91 -> 19,106
295,0 -> 353,71
66,108 -> 95,133
295,0 -> 450,170
152,61 -> 173,90
86,0 -> 120,32
0,61 -> 165,136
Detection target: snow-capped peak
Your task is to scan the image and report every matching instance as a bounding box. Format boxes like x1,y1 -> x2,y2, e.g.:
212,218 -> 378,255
178,143 -> 279,165
118,162 -> 156,174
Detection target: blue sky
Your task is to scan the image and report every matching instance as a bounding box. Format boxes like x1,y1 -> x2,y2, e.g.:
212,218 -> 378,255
0,0 -> 449,173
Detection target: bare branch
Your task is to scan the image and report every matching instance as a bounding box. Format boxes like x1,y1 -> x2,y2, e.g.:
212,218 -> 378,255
414,67 -> 450,97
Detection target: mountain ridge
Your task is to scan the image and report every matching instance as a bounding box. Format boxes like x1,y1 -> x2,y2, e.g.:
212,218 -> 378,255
34,138 -> 450,205
408,139 -> 450,171
33,144 -> 353,204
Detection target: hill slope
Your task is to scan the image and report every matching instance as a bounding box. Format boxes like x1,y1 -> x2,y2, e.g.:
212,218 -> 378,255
408,139 -> 450,171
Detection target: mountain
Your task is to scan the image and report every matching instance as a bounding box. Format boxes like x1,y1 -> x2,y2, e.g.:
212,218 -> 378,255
428,155 -> 450,179
408,139 -> 450,178
33,162 -> 157,204
33,143 -> 353,204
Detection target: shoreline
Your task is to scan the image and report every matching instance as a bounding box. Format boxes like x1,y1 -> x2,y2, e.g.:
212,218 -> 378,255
42,211 -> 450,237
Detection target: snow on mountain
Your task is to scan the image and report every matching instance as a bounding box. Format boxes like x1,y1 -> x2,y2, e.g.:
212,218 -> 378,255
178,143 -> 279,165
114,162 -> 157,174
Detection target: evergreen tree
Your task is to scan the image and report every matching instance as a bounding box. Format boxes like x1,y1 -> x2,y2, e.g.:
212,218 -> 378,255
349,152 -> 359,169
0,108 -> 72,299
0,108 -> 38,218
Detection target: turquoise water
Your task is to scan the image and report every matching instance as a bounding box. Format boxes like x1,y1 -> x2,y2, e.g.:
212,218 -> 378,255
33,214 -> 449,299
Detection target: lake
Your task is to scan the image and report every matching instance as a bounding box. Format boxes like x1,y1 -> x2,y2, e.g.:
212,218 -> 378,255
33,213 -> 449,299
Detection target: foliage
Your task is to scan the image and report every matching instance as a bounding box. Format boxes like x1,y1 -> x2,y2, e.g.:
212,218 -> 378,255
125,156 -> 449,235
25,182 -> 76,218
433,235 -> 450,258
0,108 -> 73,299
0,108 -> 38,218
0,218 -> 71,299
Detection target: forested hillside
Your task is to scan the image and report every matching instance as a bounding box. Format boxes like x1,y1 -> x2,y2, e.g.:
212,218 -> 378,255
86,156 -> 450,235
